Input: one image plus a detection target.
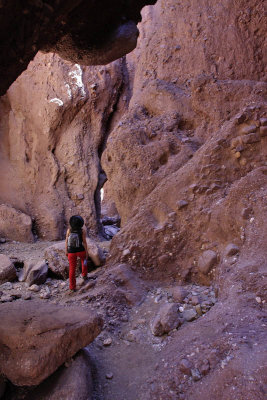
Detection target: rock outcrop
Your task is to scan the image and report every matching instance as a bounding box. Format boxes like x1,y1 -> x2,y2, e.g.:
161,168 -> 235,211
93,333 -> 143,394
0,300 -> 103,386
0,53 -> 125,240
0,0 -> 157,96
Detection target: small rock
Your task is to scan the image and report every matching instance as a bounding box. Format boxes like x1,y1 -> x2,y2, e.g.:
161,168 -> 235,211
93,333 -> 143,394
234,151 -> 241,159
195,304 -> 202,316
103,338 -> 112,346
198,250 -> 218,275
199,360 -> 210,376
179,359 -> 192,375
40,292 -> 51,299
169,286 -> 188,302
151,303 -> 180,336
240,124 -> 257,135
255,297 -> 261,303
106,373 -> 113,380
177,200 -> 188,209
0,238 -> 6,243
22,293 -> 32,300
225,243 -> 239,256
183,309 -> 197,322
1,295 -> 13,303
190,296 -> 199,306
191,368 -> 201,381
28,284 -> 40,292
122,249 -> 130,256
259,117 -> 267,126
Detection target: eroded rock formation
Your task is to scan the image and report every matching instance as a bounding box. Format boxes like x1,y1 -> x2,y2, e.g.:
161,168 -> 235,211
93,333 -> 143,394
0,0 -> 156,96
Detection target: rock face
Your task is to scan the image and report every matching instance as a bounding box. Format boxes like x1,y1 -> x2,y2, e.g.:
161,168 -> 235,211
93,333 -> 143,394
104,0 -> 267,283
0,255 -> 17,284
0,0 -> 157,96
0,53 -> 124,240
0,204 -> 34,242
0,300 -> 103,386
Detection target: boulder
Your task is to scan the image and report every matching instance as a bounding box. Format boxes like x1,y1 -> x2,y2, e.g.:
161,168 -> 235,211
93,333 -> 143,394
198,250 -> 218,275
0,300 -> 103,386
0,254 -> 17,284
45,239 -> 105,279
151,303 -> 180,336
0,204 -> 34,243
19,260 -> 48,286
25,349 -> 93,400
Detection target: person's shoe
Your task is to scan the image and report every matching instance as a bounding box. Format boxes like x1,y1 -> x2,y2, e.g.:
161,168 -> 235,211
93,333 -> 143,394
67,289 -> 77,295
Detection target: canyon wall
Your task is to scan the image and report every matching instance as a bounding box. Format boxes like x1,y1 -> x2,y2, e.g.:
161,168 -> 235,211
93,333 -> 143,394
103,0 -> 267,281
0,53 -> 125,239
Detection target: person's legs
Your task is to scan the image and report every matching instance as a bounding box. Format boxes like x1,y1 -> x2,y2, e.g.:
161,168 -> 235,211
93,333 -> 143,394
78,251 -> 87,277
68,253 -> 77,290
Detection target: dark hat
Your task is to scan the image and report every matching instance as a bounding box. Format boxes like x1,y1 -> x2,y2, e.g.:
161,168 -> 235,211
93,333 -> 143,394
69,215 -> 84,229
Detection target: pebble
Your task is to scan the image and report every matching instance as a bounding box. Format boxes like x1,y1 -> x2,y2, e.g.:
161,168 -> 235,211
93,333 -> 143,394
122,249 -> 130,256
225,243 -> 239,256
40,292 -> 51,299
22,293 -> 32,300
191,296 -> 199,306
183,309 -> 197,322
28,284 -> 40,292
106,373 -> 113,380
179,359 -> 192,375
255,297 -> 261,303
0,238 -> 6,243
195,304 -> 202,316
177,200 -> 189,209
103,338 -> 112,346
191,368 -> 201,381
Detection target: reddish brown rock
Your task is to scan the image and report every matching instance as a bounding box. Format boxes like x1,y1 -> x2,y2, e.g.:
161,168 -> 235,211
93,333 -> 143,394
0,254 -> 17,284
0,204 -> 34,243
0,300 -> 103,386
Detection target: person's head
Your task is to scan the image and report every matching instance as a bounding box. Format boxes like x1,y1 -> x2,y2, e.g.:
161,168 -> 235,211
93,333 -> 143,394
69,215 -> 84,230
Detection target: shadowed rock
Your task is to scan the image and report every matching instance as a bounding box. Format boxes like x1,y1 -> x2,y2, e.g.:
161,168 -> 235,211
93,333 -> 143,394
0,0 -> 157,95
0,300 -> 103,386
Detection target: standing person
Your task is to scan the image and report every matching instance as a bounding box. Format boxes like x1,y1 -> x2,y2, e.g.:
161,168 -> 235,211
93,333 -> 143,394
65,215 -> 89,292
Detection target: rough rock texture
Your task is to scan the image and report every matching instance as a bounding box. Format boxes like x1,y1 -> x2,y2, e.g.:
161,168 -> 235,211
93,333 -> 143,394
45,238 -> 105,278
104,0 -> 267,282
19,260 -> 48,286
0,0 -> 156,96
0,255 -> 17,284
0,204 -> 34,242
24,349 -> 93,400
0,300 -> 103,386
0,52 -> 125,240
150,303 -> 180,336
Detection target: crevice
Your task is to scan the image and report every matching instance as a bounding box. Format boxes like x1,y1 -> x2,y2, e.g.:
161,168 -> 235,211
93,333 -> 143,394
94,56 -> 129,238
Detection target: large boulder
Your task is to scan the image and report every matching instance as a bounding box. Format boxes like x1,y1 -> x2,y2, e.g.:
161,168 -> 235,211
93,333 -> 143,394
45,239 -> 105,279
18,260 -> 48,286
0,204 -> 34,243
0,300 -> 103,386
0,254 -> 17,284
25,349 -> 93,400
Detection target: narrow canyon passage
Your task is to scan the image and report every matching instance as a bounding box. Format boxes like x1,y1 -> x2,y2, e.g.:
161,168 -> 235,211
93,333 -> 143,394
0,0 -> 266,399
